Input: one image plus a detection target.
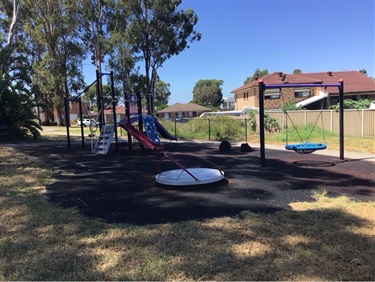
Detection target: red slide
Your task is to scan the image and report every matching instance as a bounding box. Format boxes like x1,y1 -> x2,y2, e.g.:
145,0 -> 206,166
119,122 -> 163,150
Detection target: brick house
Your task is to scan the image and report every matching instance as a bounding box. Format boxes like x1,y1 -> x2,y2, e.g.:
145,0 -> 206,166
155,102 -> 211,120
33,99 -> 91,124
102,105 -> 147,123
231,71 -> 375,110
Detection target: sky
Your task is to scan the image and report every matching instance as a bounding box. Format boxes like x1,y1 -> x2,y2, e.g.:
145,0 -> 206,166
83,0 -> 375,105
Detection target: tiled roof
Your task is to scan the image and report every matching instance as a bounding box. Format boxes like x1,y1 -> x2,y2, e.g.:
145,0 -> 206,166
231,72 -> 322,93
231,71 -> 375,94
297,71 -> 375,94
157,102 -> 211,113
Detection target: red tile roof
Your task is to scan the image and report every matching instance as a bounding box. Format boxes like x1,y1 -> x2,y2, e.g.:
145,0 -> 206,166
157,102 -> 211,113
231,71 -> 375,94
231,72 -> 322,93
297,71 -> 375,94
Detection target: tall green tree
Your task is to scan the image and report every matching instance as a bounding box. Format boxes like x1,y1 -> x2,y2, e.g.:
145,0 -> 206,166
125,0 -> 201,113
293,69 -> 302,74
107,2 -> 139,103
0,0 -> 42,138
192,79 -> 223,108
80,0 -> 112,75
244,68 -> 269,84
23,0 -> 85,125
154,78 -> 171,110
0,0 -> 20,76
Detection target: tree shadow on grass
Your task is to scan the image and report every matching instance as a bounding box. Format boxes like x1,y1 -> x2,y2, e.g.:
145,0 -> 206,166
3,143 -> 375,281
86,207 -> 375,281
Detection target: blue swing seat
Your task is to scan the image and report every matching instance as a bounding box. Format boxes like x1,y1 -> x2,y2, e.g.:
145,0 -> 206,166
285,142 -> 327,154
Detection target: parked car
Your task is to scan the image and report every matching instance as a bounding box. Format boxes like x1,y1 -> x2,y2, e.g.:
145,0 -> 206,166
77,118 -> 97,127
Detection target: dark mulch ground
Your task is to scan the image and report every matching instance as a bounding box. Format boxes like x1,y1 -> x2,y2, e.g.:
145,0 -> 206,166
17,140 -> 375,226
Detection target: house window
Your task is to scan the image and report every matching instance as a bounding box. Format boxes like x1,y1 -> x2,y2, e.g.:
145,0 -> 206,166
295,88 -> 310,98
163,113 -> 170,119
177,112 -> 183,118
264,89 -> 280,99
188,111 -> 193,118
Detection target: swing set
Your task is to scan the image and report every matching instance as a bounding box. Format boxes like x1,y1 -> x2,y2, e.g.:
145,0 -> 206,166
258,80 -> 344,167
284,95 -> 327,154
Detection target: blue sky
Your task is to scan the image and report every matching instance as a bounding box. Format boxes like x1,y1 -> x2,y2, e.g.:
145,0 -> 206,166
84,0 -> 375,105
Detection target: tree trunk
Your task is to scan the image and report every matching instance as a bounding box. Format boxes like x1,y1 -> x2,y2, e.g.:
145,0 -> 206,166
7,0 -> 19,45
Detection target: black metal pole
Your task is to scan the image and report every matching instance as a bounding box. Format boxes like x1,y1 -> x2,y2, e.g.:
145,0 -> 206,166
174,119 -> 177,138
110,71 -> 118,152
136,91 -> 144,149
149,92 -> 154,115
64,97 -> 71,149
339,79 -> 344,160
259,80 -> 266,167
78,98 -> 84,148
96,70 -> 103,131
137,92 -> 142,132
124,92 -> 132,151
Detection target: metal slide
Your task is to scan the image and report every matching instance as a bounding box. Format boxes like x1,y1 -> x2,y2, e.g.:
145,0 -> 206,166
153,117 -> 177,141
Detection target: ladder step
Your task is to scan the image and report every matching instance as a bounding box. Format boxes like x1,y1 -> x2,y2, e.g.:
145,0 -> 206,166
92,124 -> 115,155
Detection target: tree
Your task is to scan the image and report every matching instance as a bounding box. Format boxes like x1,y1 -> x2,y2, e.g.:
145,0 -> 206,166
0,0 -> 42,138
125,0 -> 201,113
107,2 -> 140,104
154,78 -> 171,110
359,69 -> 367,76
23,0 -> 85,125
330,98 -> 372,110
0,45 -> 42,138
244,68 -> 269,84
293,69 -> 302,74
0,0 -> 20,76
192,79 -> 223,108
80,0 -> 112,75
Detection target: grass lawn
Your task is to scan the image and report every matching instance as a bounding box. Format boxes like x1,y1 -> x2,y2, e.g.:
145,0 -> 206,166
0,139 -> 374,280
40,125 -> 375,154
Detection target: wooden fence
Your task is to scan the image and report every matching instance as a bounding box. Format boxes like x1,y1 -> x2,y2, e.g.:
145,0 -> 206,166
266,109 -> 375,138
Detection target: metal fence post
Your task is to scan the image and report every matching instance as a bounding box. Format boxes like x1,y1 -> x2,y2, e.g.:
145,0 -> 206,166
208,119 -> 211,140
244,118 -> 247,142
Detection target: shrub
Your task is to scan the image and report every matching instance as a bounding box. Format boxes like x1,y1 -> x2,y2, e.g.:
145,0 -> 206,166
243,109 -> 257,131
264,114 -> 281,133
0,47 -> 42,139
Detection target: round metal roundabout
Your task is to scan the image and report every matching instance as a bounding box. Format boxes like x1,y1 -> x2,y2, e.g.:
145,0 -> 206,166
155,152 -> 225,186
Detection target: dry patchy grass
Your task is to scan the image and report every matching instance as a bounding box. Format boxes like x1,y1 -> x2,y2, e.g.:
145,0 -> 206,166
0,146 -> 374,280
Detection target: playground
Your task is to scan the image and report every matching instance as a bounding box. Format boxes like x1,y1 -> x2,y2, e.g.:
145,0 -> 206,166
24,77 -> 373,226
18,139 -> 375,225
